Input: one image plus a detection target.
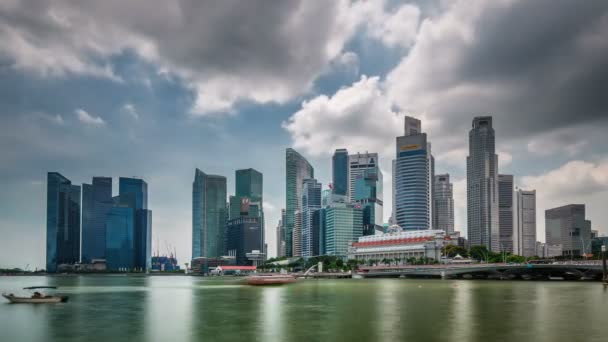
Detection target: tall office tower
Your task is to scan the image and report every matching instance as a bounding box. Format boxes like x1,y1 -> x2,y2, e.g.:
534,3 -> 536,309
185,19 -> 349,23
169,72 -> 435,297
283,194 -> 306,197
332,149 -> 349,196
81,176 -> 113,262
467,116 -> 499,252
348,152 -> 379,201
46,172 -> 81,272
353,168 -> 383,236
395,116 -> 434,230
404,116 -> 421,135
285,148 -> 314,257
321,189 -> 332,207
276,215 -> 285,258
119,177 -> 152,271
301,179 -> 322,257
323,202 -> 363,256
192,169 -> 227,260
231,168 -> 263,219
498,175 -> 514,253
545,204 -> 592,256
292,211 -> 302,257
391,159 -> 396,225
226,216 -> 263,265
433,174 -> 454,233
514,189 -> 536,257
105,203 -> 135,271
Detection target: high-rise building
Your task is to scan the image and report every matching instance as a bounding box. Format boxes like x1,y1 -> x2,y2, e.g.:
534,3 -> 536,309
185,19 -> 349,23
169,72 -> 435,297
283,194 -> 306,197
433,174 -> 454,233
81,177 -> 113,262
498,175 -> 514,253
332,149 -> 349,197
545,204 -> 592,256
348,152 -> 379,201
292,211 -> 302,257
324,203 -> 363,256
285,148 -> 314,257
353,168 -> 383,236
192,169 -> 227,260
467,116 -> 499,252
226,216 -> 263,265
46,172 -> 81,272
301,179 -> 322,257
514,189 -> 536,257
395,116 -> 434,230
119,177 -> 152,271
276,212 -> 286,258
105,204 -> 135,271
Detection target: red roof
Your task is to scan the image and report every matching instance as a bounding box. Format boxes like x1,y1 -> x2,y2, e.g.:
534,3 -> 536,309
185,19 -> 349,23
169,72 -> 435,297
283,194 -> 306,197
219,266 -> 256,270
353,236 -> 434,247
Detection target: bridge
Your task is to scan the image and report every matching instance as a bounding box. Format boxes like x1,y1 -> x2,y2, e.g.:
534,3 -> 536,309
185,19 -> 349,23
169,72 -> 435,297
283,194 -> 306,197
357,263 -> 605,280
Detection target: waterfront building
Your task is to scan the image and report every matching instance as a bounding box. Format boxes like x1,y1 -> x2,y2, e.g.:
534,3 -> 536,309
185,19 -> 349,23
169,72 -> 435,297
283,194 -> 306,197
349,230 -> 459,262
276,212 -> 286,258
301,179 -> 322,257
498,175 -> 514,253
192,169 -> 227,260
514,189 -> 536,257
332,149 -> 349,197
119,177 -> 152,271
545,204 -> 592,256
230,168 -> 263,220
285,148 -> 314,257
292,211 -> 303,257
395,116 -> 434,230
324,203 -> 363,257
353,169 -> 383,236
105,205 -> 135,271
467,116 -> 499,252
46,172 -> 81,272
225,216 -> 264,265
433,174 -> 454,234
82,177 -> 113,262
348,152 -> 379,202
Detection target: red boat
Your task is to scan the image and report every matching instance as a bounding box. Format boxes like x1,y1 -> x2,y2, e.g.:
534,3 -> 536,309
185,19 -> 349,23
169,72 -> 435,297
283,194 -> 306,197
246,275 -> 296,286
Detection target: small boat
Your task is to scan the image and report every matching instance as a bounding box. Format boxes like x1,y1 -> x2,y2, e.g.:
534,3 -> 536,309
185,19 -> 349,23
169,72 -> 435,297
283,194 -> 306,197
2,286 -> 68,304
246,274 -> 296,286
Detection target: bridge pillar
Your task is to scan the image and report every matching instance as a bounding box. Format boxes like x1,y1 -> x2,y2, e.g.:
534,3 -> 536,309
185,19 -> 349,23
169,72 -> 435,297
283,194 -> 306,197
441,271 -> 446,280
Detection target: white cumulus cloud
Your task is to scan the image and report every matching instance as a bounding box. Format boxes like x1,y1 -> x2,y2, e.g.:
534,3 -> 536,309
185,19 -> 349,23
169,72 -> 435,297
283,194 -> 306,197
75,108 -> 105,126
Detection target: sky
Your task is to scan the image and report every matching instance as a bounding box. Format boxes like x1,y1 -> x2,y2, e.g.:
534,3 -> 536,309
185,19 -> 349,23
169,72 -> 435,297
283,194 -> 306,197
1,0 -> 608,269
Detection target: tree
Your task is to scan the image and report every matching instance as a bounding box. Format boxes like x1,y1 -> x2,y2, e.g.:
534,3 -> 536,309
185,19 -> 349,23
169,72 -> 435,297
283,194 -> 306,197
469,245 -> 490,262
442,245 -> 468,258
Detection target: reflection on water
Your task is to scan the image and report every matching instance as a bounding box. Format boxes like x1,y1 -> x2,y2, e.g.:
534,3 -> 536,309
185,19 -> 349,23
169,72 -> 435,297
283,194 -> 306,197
1,276 -> 608,342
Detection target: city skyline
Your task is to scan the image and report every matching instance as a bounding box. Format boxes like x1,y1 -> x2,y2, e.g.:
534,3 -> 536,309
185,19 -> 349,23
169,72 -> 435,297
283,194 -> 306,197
2,1 -> 608,269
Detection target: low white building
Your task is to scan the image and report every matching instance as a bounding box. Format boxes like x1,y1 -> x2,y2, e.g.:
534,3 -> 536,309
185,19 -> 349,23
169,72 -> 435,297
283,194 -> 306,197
348,230 -> 459,262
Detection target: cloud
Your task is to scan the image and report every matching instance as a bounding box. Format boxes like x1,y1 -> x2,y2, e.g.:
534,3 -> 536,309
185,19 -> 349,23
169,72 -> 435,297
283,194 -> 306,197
498,150 -> 512,169
363,2 -> 421,48
75,108 -> 105,126
122,103 -> 139,120
526,125 -> 591,156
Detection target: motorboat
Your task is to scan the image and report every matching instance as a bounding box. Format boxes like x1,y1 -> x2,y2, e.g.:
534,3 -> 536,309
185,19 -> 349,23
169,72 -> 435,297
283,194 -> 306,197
246,274 -> 296,286
2,286 -> 68,304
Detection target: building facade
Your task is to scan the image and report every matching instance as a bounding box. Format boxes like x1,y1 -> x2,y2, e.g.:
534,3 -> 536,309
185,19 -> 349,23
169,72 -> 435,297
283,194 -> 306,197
192,169 -> 227,260
301,179 -> 322,257
498,174 -> 514,253
82,177 -> 113,262
332,149 -> 349,197
348,152 -> 379,202
514,189 -> 536,257
353,168 -> 383,236
46,172 -> 81,272
285,148 -> 314,257
324,204 -> 363,257
292,211 -> 302,257
545,204 -> 592,256
119,177 -> 152,271
395,116 -> 434,230
433,174 -> 455,233
467,116 -> 499,252
105,205 -> 135,271
225,216 -> 263,265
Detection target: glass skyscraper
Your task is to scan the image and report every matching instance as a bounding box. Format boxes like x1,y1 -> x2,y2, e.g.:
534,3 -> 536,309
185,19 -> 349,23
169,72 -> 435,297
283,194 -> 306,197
105,205 -> 135,271
348,152 -> 379,201
301,178 -> 322,257
82,177 -> 113,262
433,174 -> 455,233
332,149 -> 348,196
467,116 -> 499,252
498,174 -> 514,253
119,177 -> 152,271
225,216 -> 263,265
353,168 -> 383,236
395,116 -> 434,230
46,172 -> 81,272
324,204 -> 363,256
192,169 -> 227,259
285,148 -> 314,257
514,189 -> 536,257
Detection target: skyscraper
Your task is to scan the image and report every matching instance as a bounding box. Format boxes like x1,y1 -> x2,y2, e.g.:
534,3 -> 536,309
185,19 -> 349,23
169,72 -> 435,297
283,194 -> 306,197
395,116 -> 434,230
467,116 -> 499,252
192,169 -> 227,260
276,212 -> 286,258
545,204 -> 592,256
332,149 -> 348,197
82,177 -> 113,262
105,204 -> 135,271
324,203 -> 363,256
301,178 -> 322,257
46,172 -> 81,272
226,216 -> 263,265
285,148 -> 314,257
293,211 -> 302,257
433,174 -> 454,233
498,174 -> 514,253
514,189 -> 536,257
119,177 -> 152,271
348,152 -> 379,201
353,168 -> 383,236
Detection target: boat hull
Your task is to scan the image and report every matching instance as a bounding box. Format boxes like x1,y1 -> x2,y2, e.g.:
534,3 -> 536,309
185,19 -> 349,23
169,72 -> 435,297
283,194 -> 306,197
2,294 -> 68,304
246,275 -> 296,286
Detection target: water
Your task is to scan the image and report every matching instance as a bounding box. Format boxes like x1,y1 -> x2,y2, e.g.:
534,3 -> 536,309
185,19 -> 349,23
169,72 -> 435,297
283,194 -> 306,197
1,276 -> 607,342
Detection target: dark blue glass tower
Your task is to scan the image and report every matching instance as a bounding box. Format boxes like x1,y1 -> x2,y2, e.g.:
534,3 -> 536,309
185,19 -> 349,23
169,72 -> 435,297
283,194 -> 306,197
46,172 -> 80,272
105,205 -> 135,270
81,177 -> 112,262
332,149 -> 348,196
119,177 -> 152,271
